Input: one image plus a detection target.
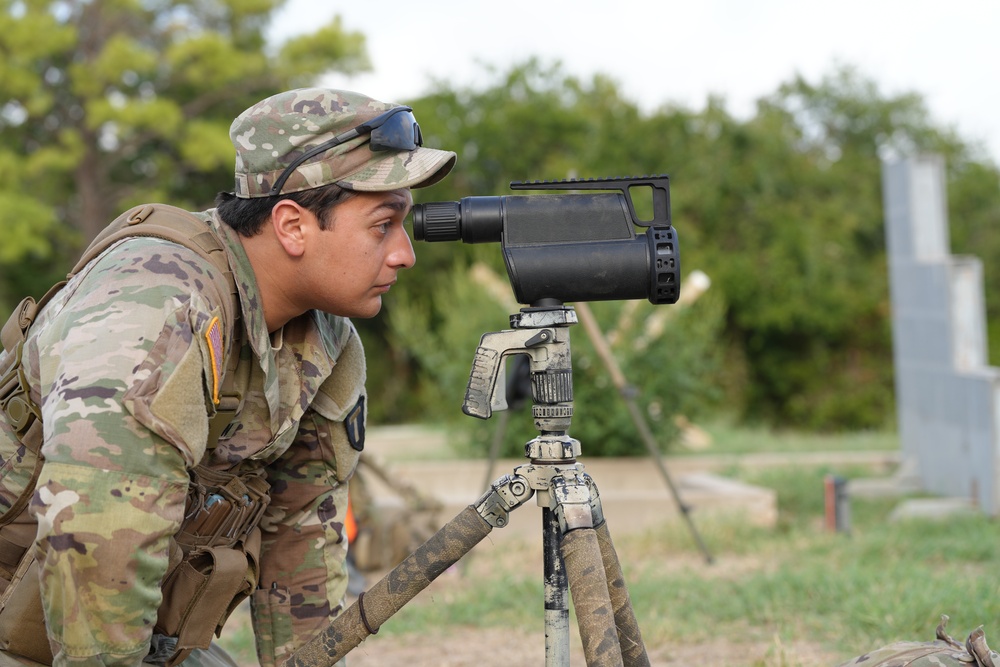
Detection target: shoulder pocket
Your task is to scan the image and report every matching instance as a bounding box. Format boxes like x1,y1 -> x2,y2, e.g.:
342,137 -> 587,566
123,303 -> 221,467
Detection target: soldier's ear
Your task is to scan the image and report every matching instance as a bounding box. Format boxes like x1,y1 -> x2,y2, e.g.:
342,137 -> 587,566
270,199 -> 308,258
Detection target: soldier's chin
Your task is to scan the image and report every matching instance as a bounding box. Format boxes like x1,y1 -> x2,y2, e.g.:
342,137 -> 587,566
352,296 -> 383,319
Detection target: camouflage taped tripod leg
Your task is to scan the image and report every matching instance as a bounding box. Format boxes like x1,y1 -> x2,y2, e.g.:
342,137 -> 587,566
283,505 -> 493,667
561,528 -> 625,667
594,521 -> 650,667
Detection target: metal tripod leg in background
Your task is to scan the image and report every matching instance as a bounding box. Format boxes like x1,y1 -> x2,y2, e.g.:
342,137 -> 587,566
506,462 -> 650,667
481,353 -> 532,491
574,301 -> 713,565
482,409 -> 510,492
543,505 -> 571,665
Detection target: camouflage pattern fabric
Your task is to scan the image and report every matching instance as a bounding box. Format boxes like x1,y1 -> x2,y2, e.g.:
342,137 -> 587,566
837,616 -> 999,667
230,87 -> 456,197
0,209 -> 365,667
153,643 -> 239,667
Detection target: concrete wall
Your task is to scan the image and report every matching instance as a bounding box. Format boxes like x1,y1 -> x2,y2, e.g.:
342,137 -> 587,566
882,155 -> 1000,514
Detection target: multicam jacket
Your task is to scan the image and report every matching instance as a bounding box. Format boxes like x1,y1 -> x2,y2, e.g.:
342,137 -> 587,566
0,208 -> 366,666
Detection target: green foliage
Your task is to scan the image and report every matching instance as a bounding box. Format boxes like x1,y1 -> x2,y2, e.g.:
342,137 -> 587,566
276,15 -> 370,87
568,294 -> 728,456
0,192 -> 60,264
693,69 -> 954,429
377,258 -> 512,435
0,0 -> 371,311
0,191 -> 79,311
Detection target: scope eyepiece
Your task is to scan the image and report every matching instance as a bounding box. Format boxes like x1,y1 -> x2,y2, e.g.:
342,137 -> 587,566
411,201 -> 461,242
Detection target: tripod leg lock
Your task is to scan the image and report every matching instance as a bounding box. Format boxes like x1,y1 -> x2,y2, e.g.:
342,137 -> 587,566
583,473 -> 606,527
475,473 -> 534,528
552,473 -> 595,533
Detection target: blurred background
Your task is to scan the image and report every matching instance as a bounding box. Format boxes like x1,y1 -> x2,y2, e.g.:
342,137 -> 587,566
1,0 -> 998,452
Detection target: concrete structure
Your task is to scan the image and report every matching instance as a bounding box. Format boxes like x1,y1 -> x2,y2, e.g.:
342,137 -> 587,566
882,155 -> 1000,513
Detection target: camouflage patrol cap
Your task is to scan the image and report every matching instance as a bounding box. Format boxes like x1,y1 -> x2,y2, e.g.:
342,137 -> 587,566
230,88 -> 457,198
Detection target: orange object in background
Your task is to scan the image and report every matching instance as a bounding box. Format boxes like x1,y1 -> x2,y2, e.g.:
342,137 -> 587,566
345,496 -> 358,544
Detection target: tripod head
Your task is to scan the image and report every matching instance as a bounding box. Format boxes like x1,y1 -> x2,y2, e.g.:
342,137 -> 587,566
464,303 -> 574,423
463,301 -> 582,462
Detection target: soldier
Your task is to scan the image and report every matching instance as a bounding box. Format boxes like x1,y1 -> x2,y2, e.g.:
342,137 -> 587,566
0,88 -> 456,666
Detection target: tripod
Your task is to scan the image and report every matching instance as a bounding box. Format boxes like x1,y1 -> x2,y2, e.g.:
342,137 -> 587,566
482,301 -> 713,565
287,303 -> 650,667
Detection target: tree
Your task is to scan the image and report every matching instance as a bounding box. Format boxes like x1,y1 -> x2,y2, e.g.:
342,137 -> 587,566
0,0 -> 369,310
705,67 -> 994,428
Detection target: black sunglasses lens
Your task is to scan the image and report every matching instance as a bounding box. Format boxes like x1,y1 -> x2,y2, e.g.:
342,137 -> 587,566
369,110 -> 421,152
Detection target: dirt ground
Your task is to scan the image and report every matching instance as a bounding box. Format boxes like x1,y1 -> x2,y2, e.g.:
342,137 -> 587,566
221,538 -> 847,667
297,543 -> 845,667
344,628 -> 840,667
342,618 -> 842,667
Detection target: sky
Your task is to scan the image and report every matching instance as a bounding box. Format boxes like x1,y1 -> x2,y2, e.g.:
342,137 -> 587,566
268,0 -> 1000,166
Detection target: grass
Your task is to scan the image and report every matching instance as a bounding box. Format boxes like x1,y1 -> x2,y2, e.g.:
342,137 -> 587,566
622,471 -> 1000,654
216,424 -> 1000,665
681,418 -> 901,456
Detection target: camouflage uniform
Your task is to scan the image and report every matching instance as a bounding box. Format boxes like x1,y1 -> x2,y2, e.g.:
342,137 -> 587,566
837,616 -> 1000,667
0,88 -> 455,666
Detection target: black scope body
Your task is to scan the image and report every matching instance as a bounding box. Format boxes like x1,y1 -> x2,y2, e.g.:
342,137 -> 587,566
411,177 -> 680,305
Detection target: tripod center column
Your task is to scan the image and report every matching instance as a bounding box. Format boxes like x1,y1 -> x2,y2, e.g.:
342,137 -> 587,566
531,366 -> 574,434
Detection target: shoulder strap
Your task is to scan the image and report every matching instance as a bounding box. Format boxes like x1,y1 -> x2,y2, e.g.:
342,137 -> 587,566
73,204 -> 240,344
3,204 -> 239,355
2,204 -> 246,448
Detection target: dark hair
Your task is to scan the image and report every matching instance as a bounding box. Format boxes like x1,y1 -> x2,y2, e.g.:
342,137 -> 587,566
215,184 -> 356,236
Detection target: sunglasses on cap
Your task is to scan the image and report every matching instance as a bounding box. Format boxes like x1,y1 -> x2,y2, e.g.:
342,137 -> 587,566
268,106 -> 424,196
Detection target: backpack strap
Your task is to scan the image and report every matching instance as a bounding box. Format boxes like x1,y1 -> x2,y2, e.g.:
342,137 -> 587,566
1,203 -> 246,449
1,285 -> 66,357
73,204 -> 240,350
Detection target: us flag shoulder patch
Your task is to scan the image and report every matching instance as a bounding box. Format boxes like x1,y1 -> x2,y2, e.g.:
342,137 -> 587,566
204,316 -> 224,405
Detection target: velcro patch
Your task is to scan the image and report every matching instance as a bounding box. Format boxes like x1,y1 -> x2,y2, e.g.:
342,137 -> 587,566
345,395 -> 366,452
204,316 -> 224,405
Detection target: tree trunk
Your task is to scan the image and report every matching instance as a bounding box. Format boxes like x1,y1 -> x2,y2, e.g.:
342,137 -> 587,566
72,137 -> 112,243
